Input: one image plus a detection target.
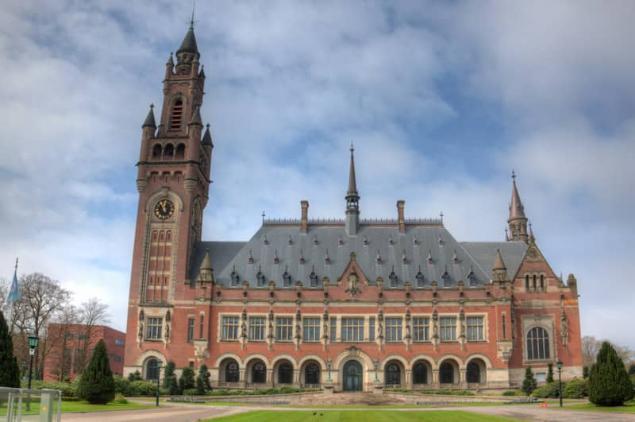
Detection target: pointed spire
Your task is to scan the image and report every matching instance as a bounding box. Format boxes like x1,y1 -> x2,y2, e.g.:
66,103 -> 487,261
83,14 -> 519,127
142,104 -> 156,128
176,21 -> 200,63
200,249 -> 212,271
199,249 -> 213,283
507,171 -> 529,242
528,222 -> 536,243
493,249 -> 506,271
167,52 -> 174,66
7,257 -> 21,304
345,144 -> 360,236
202,124 -> 213,147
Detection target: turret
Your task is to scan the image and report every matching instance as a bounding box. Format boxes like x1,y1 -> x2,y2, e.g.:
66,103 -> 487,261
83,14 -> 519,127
345,145 -> 360,236
492,249 -> 508,282
508,171 -> 529,242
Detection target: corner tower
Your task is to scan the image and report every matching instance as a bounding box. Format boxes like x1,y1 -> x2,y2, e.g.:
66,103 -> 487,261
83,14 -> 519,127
508,172 -> 528,242
126,22 -> 212,365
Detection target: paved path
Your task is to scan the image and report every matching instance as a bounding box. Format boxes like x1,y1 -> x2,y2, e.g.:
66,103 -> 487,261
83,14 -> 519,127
61,402 -> 635,422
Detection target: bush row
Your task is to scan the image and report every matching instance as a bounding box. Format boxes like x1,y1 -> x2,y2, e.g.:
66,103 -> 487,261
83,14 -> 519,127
530,378 -> 588,399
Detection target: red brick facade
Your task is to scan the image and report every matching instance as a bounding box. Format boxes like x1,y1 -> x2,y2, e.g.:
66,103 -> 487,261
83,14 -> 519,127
44,324 -> 125,381
123,26 -> 583,391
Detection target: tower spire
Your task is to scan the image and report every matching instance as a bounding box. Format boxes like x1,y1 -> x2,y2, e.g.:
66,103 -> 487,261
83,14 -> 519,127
345,144 -> 360,236
507,171 -> 529,243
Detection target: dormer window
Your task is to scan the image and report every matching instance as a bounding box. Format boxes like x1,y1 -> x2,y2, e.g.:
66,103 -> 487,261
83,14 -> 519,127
169,98 -> 184,131
256,269 -> 266,287
442,271 -> 451,287
230,268 -> 240,286
309,270 -> 319,287
389,269 -> 398,287
416,271 -> 425,287
467,271 -> 478,287
283,270 -> 292,287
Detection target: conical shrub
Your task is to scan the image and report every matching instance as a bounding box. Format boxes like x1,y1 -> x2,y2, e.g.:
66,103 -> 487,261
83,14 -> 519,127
77,339 -> 115,404
589,341 -> 634,406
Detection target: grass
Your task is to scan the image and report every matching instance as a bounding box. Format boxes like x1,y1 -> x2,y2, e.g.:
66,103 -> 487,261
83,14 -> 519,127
0,400 -> 151,416
203,410 -> 516,422
563,400 -> 635,413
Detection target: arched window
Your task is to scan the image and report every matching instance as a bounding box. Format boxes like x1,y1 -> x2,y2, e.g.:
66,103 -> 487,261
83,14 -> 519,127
145,358 -> 160,381
169,99 -> 184,131
163,144 -> 174,159
412,362 -> 428,384
525,274 -> 530,290
225,360 -> 239,383
385,362 -> 401,387
439,361 -> 455,384
175,143 -> 185,159
540,274 -> 545,291
526,327 -> 550,360
152,144 -> 162,159
251,361 -> 266,384
304,362 -> 320,385
277,362 -> 293,384
466,361 -> 482,383
532,274 -> 537,291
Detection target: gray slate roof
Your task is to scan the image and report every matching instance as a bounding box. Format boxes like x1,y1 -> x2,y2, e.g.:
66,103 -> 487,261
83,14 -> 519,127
190,222 -> 531,289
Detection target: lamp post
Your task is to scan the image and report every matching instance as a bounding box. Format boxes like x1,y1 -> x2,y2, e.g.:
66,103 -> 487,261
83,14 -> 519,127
556,360 -> 563,408
155,363 -> 162,407
27,335 -> 39,411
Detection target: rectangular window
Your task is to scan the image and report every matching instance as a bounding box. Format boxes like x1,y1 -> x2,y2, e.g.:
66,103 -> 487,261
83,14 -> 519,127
145,317 -> 162,340
440,316 -> 457,341
466,316 -> 485,341
330,317 -> 337,342
187,318 -> 195,342
275,317 -> 293,341
385,317 -> 403,342
368,317 -> 376,341
248,316 -> 266,341
221,316 -> 239,341
412,317 -> 430,342
303,317 -> 321,342
341,318 -> 364,342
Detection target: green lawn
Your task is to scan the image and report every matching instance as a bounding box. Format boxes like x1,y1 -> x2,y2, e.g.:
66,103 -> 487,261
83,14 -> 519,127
204,410 -> 516,422
563,400 -> 635,413
0,400 -> 151,416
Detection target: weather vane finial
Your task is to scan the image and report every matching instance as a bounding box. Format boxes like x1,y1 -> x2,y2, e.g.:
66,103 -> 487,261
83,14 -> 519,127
190,0 -> 196,29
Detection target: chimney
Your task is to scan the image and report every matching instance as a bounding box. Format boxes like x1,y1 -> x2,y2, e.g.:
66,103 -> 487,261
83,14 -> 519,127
300,200 -> 309,233
397,200 -> 406,233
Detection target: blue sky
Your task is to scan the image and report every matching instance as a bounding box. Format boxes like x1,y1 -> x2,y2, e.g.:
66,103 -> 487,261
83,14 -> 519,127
1,0 -> 634,348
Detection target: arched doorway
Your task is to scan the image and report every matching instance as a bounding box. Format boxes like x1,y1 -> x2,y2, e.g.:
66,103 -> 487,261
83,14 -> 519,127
145,358 -> 160,381
342,360 -> 363,392
276,361 -> 293,385
303,361 -> 321,387
219,358 -> 240,384
439,360 -> 458,385
466,358 -> 487,385
248,359 -> 267,385
384,361 -> 402,388
412,360 -> 430,386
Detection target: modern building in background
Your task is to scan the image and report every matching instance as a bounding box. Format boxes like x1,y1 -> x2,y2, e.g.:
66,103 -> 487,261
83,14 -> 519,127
44,324 -> 125,381
123,24 -> 583,391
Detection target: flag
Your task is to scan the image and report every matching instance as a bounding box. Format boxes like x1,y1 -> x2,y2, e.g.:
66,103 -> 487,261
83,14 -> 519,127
7,258 -> 20,304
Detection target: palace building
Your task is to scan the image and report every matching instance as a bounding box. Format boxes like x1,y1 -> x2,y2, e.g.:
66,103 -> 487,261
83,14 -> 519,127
123,24 -> 583,391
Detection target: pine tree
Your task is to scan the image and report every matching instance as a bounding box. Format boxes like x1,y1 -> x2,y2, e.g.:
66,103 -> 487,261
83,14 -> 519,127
77,340 -> 115,404
0,311 -> 20,388
522,367 -> 537,395
589,341 -> 634,406
546,363 -> 554,383
178,367 -> 195,393
162,361 -> 179,395
196,364 -> 212,394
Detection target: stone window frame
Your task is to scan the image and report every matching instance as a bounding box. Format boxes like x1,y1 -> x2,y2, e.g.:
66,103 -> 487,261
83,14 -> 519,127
384,315 -> 404,343
522,316 -> 555,363
274,315 -> 294,342
248,315 -> 267,342
340,316 -> 365,342
302,315 -> 322,343
145,317 -> 163,341
218,313 -> 241,342
439,314 -> 458,342
524,272 -> 548,293
465,313 -> 488,342
412,315 -> 431,342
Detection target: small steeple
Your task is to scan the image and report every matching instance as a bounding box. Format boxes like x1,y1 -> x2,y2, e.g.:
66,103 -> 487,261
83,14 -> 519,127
142,104 -> 156,128
198,249 -> 213,283
507,171 -> 529,243
492,249 -> 508,282
176,19 -> 200,64
202,124 -> 213,147
345,144 -> 360,236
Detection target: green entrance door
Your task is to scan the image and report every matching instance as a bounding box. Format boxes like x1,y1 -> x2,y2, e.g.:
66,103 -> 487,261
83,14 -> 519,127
343,360 -> 363,391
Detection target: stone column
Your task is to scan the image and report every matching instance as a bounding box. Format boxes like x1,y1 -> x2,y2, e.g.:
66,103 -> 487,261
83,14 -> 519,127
405,369 -> 412,390
432,369 -> 439,389
459,368 -> 467,389
294,369 -> 301,387
267,368 -> 274,387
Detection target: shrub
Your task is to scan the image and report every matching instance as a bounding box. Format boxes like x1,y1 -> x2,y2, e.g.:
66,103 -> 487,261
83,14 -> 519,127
522,368 -> 537,395
163,361 -> 179,395
128,380 -> 158,396
77,340 -> 116,404
128,371 -> 142,382
196,364 -> 212,394
629,364 -> 635,376
546,363 -> 554,384
182,388 -> 198,396
589,341 -> 634,406
179,367 -> 195,392
0,311 -> 20,388
502,390 -> 521,396
40,381 -> 77,399
532,382 -> 564,398
564,378 -> 588,399
113,393 -> 128,404
113,376 -> 131,396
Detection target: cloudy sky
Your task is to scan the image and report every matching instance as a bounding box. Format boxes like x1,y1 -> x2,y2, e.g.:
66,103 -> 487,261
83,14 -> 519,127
1,1 -> 634,348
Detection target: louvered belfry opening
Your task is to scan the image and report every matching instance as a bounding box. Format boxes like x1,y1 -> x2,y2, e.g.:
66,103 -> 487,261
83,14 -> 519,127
169,99 -> 184,131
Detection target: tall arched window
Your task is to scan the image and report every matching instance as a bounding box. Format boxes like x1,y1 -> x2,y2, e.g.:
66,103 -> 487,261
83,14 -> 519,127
145,358 -> 160,381
251,361 -> 266,384
163,144 -> 174,159
526,327 -> 550,360
152,144 -> 162,159
304,362 -> 320,385
277,362 -> 293,384
175,143 -> 185,159
385,362 -> 401,387
169,99 -> 184,130
412,362 -> 428,384
225,359 -> 239,383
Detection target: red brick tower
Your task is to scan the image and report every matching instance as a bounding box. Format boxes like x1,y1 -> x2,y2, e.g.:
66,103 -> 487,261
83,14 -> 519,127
124,22 -> 213,374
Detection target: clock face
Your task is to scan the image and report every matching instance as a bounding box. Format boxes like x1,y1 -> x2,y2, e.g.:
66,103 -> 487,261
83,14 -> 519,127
154,199 -> 175,220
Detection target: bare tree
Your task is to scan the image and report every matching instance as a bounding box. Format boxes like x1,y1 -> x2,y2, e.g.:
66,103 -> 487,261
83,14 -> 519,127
74,298 -> 110,373
48,304 -> 79,381
582,336 -> 600,367
0,278 -> 7,309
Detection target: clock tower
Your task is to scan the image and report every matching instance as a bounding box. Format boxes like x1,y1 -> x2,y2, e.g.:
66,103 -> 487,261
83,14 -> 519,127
125,22 -> 212,359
